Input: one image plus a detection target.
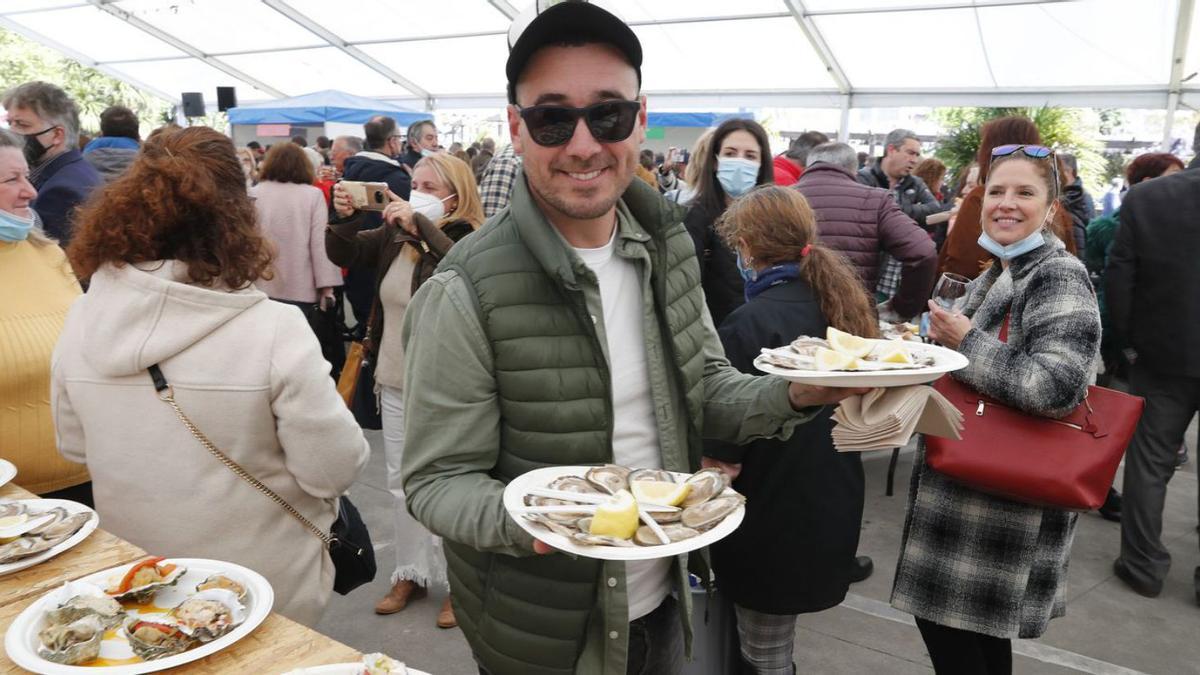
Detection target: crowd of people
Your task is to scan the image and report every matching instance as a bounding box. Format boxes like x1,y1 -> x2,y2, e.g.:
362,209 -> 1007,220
2,1 -> 1198,674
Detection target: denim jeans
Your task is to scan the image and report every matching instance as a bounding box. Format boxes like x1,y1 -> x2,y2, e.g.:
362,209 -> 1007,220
477,596 -> 683,675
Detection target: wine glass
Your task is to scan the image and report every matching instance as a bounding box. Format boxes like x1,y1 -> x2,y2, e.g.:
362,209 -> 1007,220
932,273 -> 971,313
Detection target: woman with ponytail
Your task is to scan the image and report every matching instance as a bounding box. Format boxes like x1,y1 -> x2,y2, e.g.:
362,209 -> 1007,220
705,185 -> 876,674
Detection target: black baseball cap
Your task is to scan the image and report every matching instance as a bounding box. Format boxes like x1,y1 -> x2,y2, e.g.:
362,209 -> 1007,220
506,0 -> 643,105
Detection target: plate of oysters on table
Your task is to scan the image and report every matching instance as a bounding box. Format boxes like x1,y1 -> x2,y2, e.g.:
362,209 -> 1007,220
754,327 -> 968,388
504,464 -> 745,560
5,556 -> 272,674
0,500 -> 99,577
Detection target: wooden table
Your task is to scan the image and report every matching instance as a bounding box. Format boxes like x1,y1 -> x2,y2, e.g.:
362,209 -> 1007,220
0,483 -> 363,673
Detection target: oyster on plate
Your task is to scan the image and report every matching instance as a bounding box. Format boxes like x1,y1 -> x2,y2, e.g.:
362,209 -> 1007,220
45,592 -> 124,629
0,505 -> 94,565
681,495 -> 746,532
170,588 -> 247,642
522,465 -> 743,548
37,614 -> 104,665
584,465 -> 630,494
123,617 -> 195,660
105,557 -> 185,603
195,574 -> 247,601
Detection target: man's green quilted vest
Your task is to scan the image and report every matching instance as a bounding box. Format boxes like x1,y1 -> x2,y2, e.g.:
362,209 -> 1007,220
438,178 -> 705,674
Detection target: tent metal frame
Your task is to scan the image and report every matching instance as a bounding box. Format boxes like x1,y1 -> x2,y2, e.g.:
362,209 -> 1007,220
1,0 -> 1195,128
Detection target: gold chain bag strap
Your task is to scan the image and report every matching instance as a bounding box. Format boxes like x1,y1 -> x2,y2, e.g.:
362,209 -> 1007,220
147,364 -> 376,593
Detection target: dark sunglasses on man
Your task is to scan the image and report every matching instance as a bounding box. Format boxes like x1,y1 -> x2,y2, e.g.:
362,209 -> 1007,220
517,100 -> 641,147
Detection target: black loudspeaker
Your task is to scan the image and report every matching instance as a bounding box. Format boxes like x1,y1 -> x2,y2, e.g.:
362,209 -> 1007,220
181,92 -> 205,117
216,86 -> 237,112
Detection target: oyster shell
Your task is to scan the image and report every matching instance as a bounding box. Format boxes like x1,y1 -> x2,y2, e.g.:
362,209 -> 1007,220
0,535 -> 58,564
123,617 -> 195,660
524,495 -> 591,523
38,614 -> 104,665
45,593 -> 124,629
170,588 -> 246,642
30,510 -> 92,541
523,514 -> 577,538
0,502 -> 27,519
106,559 -> 185,604
195,574 -> 247,601
681,496 -> 745,531
547,476 -> 606,495
648,509 -> 682,524
634,524 -> 699,546
680,468 -> 730,508
572,532 -> 637,547
584,465 -> 630,494
628,469 -> 674,484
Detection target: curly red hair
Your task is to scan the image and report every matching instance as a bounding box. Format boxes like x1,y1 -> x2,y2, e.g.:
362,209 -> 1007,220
68,126 -> 272,288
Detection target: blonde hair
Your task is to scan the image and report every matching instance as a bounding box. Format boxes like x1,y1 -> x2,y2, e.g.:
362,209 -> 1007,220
407,153 -> 484,261
716,186 -> 879,338
684,130 -> 714,190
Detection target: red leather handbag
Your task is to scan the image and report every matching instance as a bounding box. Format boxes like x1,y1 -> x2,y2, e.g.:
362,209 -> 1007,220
924,317 -> 1144,510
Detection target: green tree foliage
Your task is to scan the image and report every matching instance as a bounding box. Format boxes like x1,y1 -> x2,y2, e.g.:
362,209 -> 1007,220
0,27 -> 172,136
933,106 -> 1105,193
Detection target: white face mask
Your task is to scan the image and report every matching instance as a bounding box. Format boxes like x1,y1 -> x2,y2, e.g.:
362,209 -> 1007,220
409,190 -> 454,222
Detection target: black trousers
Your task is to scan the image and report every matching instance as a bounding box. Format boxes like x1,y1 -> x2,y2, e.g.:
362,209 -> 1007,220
1118,365 -> 1200,594
915,617 -> 1012,675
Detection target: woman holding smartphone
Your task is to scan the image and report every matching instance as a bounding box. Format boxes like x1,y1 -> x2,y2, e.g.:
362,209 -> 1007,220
327,153 -> 482,629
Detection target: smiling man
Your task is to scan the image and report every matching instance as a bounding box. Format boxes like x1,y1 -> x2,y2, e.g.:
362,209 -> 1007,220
398,2 -> 859,674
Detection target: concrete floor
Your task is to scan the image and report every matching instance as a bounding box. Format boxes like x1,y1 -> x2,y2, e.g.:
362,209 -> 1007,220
316,418 -> 1200,675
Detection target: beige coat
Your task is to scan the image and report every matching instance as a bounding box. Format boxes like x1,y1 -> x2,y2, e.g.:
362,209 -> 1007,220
51,261 -> 369,627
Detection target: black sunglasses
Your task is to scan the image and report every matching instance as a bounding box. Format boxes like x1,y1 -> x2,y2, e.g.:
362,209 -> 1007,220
517,100 -> 641,147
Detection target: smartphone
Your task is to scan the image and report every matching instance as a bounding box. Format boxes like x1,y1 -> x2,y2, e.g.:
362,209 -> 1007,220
339,180 -> 391,211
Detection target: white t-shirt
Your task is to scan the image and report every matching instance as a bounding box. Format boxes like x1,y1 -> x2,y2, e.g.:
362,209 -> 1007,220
573,223 -> 671,622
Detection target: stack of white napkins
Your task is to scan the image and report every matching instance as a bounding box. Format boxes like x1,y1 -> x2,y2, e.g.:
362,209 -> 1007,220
831,385 -> 963,452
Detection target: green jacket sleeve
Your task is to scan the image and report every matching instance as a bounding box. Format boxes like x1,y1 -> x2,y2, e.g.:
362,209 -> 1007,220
399,270 -> 536,558
697,306 -> 819,443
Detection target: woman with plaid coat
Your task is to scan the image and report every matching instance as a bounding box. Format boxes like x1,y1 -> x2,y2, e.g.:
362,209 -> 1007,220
894,148 -> 1101,674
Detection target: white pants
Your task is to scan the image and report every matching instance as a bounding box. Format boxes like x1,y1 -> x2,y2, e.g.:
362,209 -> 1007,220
380,385 -> 448,590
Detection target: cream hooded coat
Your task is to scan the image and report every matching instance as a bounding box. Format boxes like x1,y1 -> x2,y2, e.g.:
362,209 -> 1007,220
51,261 -> 369,627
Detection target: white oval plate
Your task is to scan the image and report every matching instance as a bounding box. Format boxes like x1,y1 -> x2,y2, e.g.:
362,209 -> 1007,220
0,500 -> 99,577
754,340 -> 968,388
504,466 -> 744,561
5,558 -> 273,674
0,459 -> 16,489
282,664 -> 432,675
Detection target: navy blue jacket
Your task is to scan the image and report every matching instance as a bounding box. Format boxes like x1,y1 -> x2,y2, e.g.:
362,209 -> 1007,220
706,278 -> 865,614
31,149 -> 102,243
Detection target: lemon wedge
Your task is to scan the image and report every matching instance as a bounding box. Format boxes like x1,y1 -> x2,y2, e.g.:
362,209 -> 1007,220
589,490 -> 640,540
827,327 -> 873,358
631,480 -> 690,507
0,514 -> 26,531
877,343 -> 913,365
815,347 -> 858,371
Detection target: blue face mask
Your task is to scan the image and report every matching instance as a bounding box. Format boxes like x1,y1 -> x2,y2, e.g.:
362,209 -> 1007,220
735,250 -> 756,283
420,148 -> 436,158
716,157 -> 759,198
977,227 -> 1046,261
0,209 -> 34,242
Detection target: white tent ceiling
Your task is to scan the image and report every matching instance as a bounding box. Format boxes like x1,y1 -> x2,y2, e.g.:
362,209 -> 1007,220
1,0 -> 1198,114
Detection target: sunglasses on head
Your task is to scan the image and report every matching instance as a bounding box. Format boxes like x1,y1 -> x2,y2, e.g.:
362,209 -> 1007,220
517,100 -> 641,147
990,144 -> 1053,161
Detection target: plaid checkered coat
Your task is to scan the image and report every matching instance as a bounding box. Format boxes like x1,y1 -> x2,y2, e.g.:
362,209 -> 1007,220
891,235 -> 1101,639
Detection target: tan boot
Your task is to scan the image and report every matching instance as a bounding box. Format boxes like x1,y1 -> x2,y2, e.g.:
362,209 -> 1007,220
374,580 -> 425,615
436,595 -> 457,628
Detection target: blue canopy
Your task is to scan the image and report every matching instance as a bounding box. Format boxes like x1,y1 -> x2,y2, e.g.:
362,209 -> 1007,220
227,89 -> 432,125
646,112 -> 754,128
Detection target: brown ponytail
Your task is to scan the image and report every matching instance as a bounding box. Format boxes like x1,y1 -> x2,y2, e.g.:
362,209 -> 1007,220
716,185 -> 879,338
